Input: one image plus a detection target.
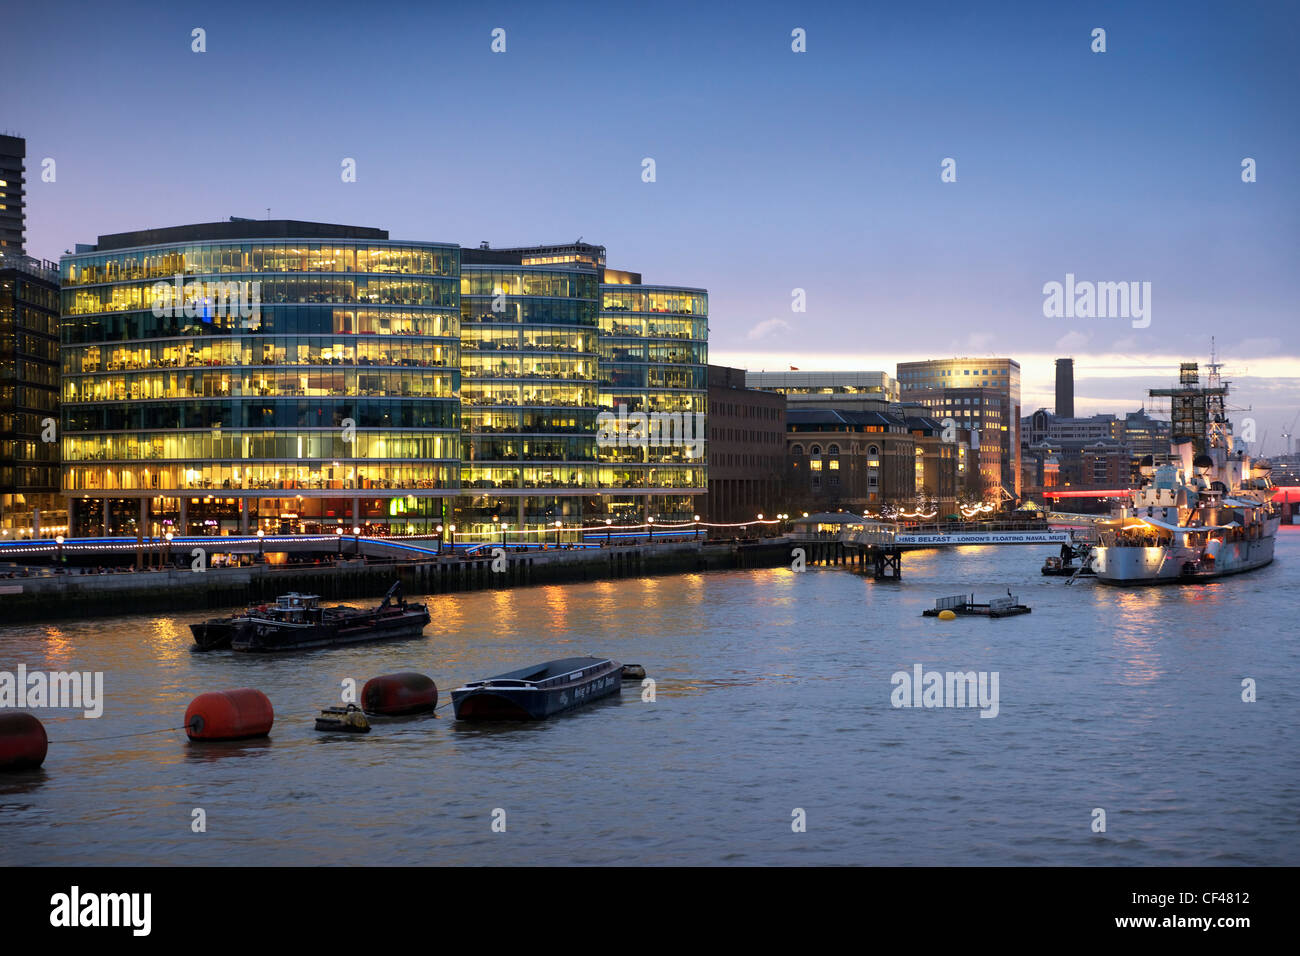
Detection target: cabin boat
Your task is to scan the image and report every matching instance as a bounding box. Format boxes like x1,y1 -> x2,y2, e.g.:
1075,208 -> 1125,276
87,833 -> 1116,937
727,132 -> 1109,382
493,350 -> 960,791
229,582 -> 430,652
451,657 -> 622,720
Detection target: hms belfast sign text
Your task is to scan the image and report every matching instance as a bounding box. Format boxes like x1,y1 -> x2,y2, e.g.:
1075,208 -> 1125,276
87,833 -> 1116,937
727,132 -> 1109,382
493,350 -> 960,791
895,532 -> 1072,545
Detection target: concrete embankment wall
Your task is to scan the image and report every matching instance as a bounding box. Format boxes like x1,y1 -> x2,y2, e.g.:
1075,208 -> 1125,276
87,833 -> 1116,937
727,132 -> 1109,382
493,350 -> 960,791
0,540 -> 793,623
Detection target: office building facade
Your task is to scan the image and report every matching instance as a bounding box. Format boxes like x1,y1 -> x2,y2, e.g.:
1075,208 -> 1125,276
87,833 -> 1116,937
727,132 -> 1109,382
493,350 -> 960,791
2,253 -> 61,534
59,223 -> 707,538
897,358 -> 1021,499
705,365 -> 784,522
1,134 -> 63,536
599,279 -> 708,523
784,409 -> 962,513
61,220 -> 461,536
458,245 -> 601,534
746,369 -> 898,409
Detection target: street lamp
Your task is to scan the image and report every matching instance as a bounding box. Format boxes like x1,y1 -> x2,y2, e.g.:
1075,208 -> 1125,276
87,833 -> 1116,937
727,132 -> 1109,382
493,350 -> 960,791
165,530 -> 174,566
553,519 -> 562,547
256,527 -> 265,560
693,514 -> 701,539
436,523 -> 444,555
448,524 -> 456,551
353,525 -> 361,558
336,526 -> 344,557
605,517 -> 613,546
55,534 -> 64,566
647,515 -> 655,542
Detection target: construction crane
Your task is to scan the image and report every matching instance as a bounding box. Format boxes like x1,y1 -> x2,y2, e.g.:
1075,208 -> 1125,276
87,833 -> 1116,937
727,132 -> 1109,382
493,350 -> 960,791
1281,410 -> 1300,457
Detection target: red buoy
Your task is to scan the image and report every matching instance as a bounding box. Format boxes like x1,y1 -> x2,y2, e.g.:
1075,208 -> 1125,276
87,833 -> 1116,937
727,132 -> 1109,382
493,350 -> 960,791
361,672 -> 438,716
185,689 -> 274,741
0,713 -> 48,771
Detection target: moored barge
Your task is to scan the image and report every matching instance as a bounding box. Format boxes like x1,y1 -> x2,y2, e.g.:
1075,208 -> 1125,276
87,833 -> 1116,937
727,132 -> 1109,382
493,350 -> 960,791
229,581 -> 429,652
451,657 -> 622,720
922,593 -> 1031,618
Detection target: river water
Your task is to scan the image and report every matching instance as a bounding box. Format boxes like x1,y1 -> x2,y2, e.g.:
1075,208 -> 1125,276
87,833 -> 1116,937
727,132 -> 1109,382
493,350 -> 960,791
3,533 -> 1297,866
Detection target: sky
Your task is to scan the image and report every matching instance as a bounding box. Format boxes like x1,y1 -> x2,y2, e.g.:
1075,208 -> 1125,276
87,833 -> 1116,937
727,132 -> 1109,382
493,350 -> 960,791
7,0 -> 1299,452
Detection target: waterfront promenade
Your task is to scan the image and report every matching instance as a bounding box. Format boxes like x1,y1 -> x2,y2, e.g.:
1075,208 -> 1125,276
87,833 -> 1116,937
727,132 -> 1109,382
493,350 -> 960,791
0,537 -> 792,622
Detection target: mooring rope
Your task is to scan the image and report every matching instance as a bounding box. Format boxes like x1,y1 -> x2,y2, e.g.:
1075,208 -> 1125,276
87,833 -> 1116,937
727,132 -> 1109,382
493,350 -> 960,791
47,725 -> 187,744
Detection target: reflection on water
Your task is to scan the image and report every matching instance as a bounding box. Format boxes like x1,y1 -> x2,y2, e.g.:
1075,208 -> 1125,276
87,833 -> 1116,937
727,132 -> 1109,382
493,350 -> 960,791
1,532 -> 1298,865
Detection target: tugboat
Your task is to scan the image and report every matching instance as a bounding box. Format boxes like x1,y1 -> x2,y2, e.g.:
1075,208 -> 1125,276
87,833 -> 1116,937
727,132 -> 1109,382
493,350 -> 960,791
1091,359 -> 1280,585
230,581 -> 429,652
451,657 -> 622,720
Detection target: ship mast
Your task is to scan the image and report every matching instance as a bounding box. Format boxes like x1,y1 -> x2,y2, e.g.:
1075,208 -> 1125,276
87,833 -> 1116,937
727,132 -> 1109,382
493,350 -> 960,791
1147,346 -> 1230,456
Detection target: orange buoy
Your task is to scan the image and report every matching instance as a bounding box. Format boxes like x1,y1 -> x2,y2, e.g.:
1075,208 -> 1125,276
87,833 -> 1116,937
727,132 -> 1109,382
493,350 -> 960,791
361,672 -> 438,716
185,689 -> 274,741
0,713 -> 48,770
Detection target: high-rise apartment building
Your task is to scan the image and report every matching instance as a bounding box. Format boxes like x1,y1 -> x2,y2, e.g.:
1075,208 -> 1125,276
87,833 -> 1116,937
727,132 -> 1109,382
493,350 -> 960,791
0,135 -> 27,254
1,134 -> 62,536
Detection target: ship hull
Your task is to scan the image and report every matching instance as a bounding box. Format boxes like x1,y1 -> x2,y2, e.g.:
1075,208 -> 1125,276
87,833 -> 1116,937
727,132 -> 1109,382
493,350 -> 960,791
1093,534 -> 1275,585
452,658 -> 622,721
231,607 -> 430,652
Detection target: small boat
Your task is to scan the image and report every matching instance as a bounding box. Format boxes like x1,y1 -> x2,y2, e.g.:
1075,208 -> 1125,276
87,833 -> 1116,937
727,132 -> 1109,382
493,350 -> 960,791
452,657 -> 622,721
1042,544 -> 1095,577
922,593 -> 1031,618
231,581 -> 429,653
314,704 -> 371,733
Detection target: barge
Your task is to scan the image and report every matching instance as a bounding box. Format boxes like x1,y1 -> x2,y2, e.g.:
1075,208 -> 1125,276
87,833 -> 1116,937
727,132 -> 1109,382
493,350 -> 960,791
922,593 -> 1031,618
228,581 -> 429,652
451,657 -> 622,720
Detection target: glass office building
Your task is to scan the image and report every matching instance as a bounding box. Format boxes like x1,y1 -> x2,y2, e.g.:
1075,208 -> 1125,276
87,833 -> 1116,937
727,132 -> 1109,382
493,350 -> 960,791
896,357 -> 1021,499
599,281 -> 708,522
60,221 -> 461,535
457,249 -> 602,535
1,253 -> 61,535
59,225 -> 708,538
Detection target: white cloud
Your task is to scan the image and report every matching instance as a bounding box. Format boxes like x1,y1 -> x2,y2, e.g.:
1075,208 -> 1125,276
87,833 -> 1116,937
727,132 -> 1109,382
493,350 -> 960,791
1054,330 -> 1091,352
746,318 -> 793,341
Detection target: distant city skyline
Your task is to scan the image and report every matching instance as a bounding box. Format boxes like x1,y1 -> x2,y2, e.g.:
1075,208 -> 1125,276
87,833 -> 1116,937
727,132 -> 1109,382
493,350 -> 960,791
715,347 -> 1298,456
6,0 -> 1298,447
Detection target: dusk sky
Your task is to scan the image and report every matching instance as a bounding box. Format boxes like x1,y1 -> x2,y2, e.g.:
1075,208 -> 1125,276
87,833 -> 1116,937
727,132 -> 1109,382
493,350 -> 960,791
8,1 -> 1298,450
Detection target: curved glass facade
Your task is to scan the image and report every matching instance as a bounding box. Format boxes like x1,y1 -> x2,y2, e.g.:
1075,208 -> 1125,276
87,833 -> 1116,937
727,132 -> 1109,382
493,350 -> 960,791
59,230 -> 708,538
61,237 -> 460,534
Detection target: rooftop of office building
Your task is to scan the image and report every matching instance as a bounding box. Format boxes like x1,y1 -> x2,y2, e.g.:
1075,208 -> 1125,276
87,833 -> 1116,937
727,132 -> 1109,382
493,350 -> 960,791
79,218 -> 394,253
